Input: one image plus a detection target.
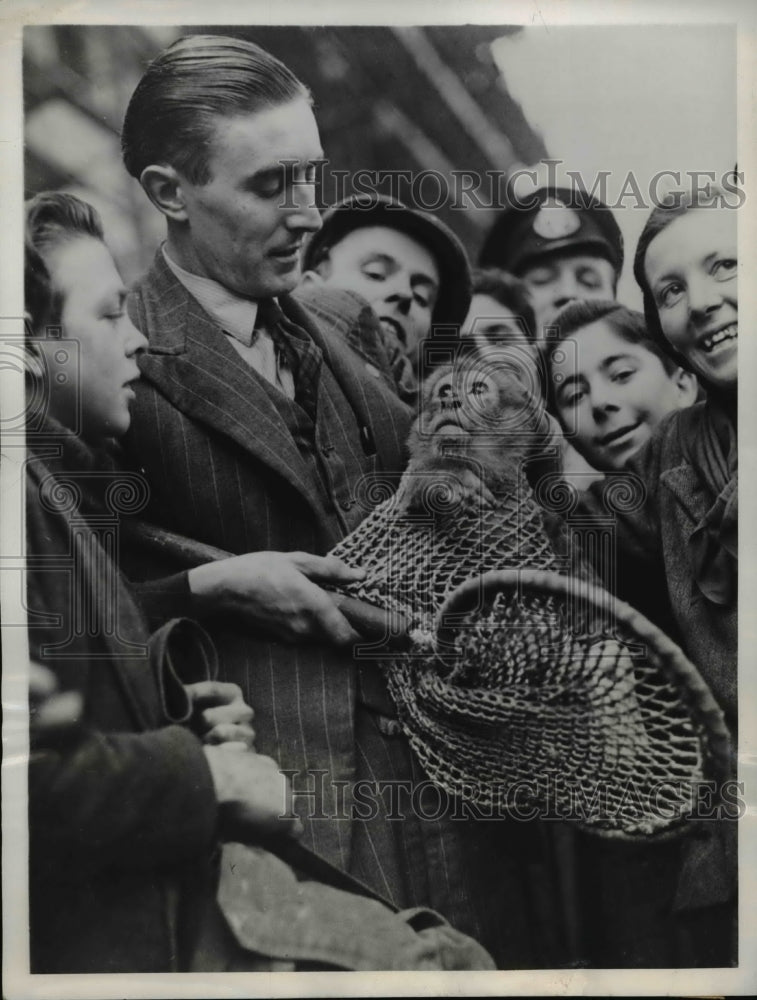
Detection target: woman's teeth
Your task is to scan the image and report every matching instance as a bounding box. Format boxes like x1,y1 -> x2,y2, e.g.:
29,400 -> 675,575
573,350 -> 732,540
701,324 -> 737,353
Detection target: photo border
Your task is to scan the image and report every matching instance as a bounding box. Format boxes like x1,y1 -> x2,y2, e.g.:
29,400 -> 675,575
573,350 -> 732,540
3,1 -> 756,996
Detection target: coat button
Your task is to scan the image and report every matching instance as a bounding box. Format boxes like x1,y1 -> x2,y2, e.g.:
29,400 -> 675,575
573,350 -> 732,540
339,498 -> 354,511
377,716 -> 402,737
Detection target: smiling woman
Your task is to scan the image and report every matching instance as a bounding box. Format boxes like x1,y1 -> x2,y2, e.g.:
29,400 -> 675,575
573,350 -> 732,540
639,203 -> 737,392
572,189 -> 738,966
580,187 -> 739,717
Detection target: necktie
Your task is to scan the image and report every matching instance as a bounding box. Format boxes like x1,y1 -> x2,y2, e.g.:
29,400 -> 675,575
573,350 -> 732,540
230,301 -> 295,398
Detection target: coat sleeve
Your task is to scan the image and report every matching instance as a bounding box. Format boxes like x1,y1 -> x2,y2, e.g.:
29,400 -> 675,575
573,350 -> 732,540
25,457 -> 220,877
574,425 -> 680,636
29,722 -> 218,873
130,571 -> 195,629
576,415 -> 672,562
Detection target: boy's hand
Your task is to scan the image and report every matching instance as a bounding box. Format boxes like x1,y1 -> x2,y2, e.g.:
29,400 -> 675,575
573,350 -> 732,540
203,744 -> 303,842
29,662 -> 84,746
185,679 -> 255,748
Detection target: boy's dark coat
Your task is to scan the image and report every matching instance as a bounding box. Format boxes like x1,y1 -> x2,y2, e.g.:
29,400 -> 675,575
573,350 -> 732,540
26,443 -> 217,973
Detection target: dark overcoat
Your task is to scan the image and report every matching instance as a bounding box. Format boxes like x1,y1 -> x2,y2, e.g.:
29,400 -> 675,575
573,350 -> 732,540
26,439 -> 218,973
576,399 -> 737,965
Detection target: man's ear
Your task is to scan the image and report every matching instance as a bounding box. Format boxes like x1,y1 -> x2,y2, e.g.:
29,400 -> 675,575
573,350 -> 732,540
672,367 -> 700,408
139,165 -> 190,223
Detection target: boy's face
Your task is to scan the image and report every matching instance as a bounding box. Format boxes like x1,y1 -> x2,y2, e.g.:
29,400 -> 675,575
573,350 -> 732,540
170,98 -> 324,300
644,207 -> 737,392
461,292 -> 541,403
40,236 -> 146,442
461,292 -> 530,346
315,225 -> 439,362
550,320 -> 696,471
519,251 -> 616,338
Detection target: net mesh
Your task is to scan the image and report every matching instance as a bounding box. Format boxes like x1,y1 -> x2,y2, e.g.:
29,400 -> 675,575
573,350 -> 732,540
331,476 -> 727,838
333,481 -> 562,630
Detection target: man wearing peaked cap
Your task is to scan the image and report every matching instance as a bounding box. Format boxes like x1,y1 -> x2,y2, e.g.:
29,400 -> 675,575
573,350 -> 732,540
301,194 -> 472,385
479,187 -> 623,344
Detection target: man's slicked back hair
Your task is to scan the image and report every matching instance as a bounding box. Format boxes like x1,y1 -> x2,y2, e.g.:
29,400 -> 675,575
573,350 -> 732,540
121,34 -> 310,185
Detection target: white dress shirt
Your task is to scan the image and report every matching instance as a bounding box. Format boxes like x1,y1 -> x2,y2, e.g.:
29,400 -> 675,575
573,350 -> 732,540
161,245 -> 295,398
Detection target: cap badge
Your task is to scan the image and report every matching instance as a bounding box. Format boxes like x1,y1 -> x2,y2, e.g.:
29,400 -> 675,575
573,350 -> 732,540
532,199 -> 582,240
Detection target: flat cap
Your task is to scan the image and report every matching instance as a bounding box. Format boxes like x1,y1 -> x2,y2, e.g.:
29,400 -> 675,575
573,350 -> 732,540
304,194 -> 472,327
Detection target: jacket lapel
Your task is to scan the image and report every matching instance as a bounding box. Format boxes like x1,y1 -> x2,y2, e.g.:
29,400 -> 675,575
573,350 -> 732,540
130,252 -> 325,513
281,291 -> 410,470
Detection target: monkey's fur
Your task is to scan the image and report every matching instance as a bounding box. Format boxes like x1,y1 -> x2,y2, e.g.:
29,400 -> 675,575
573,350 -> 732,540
397,357 -> 554,519
331,353 -> 576,625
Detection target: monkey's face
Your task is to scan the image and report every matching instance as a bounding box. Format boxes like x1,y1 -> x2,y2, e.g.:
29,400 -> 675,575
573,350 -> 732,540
420,365 -> 497,450
416,360 -> 545,468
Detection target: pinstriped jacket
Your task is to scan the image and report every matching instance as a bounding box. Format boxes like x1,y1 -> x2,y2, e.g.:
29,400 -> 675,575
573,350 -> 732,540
122,250 -> 412,869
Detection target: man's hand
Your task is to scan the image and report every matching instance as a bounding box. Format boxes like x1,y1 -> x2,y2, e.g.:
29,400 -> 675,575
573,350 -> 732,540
185,680 -> 256,748
187,551 -> 366,646
203,744 -> 303,842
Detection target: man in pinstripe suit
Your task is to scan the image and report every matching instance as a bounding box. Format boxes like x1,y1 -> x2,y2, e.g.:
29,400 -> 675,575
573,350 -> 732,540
118,33 -> 551,967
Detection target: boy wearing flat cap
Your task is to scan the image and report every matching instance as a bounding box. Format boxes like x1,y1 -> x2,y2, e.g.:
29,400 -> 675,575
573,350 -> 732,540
301,194 -> 472,398
479,186 -> 623,347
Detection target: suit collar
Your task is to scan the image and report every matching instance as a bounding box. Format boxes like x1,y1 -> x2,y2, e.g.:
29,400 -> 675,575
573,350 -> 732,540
131,250 -> 395,453
160,244 -> 260,347
130,252 -> 334,514
129,253 -> 409,510
130,249 -> 193,355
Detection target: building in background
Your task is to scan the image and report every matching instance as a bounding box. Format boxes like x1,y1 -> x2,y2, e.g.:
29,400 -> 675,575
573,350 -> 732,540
492,25 -> 736,307
24,24 -> 736,307
23,24 -> 546,283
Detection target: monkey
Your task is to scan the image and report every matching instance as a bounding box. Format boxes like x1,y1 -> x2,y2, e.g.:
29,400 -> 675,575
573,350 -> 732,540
331,346 -> 567,623
397,346 -> 555,520
329,346 -> 655,816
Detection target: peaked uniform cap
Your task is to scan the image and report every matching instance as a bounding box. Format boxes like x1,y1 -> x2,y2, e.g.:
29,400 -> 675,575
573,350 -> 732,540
479,186 -> 623,277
